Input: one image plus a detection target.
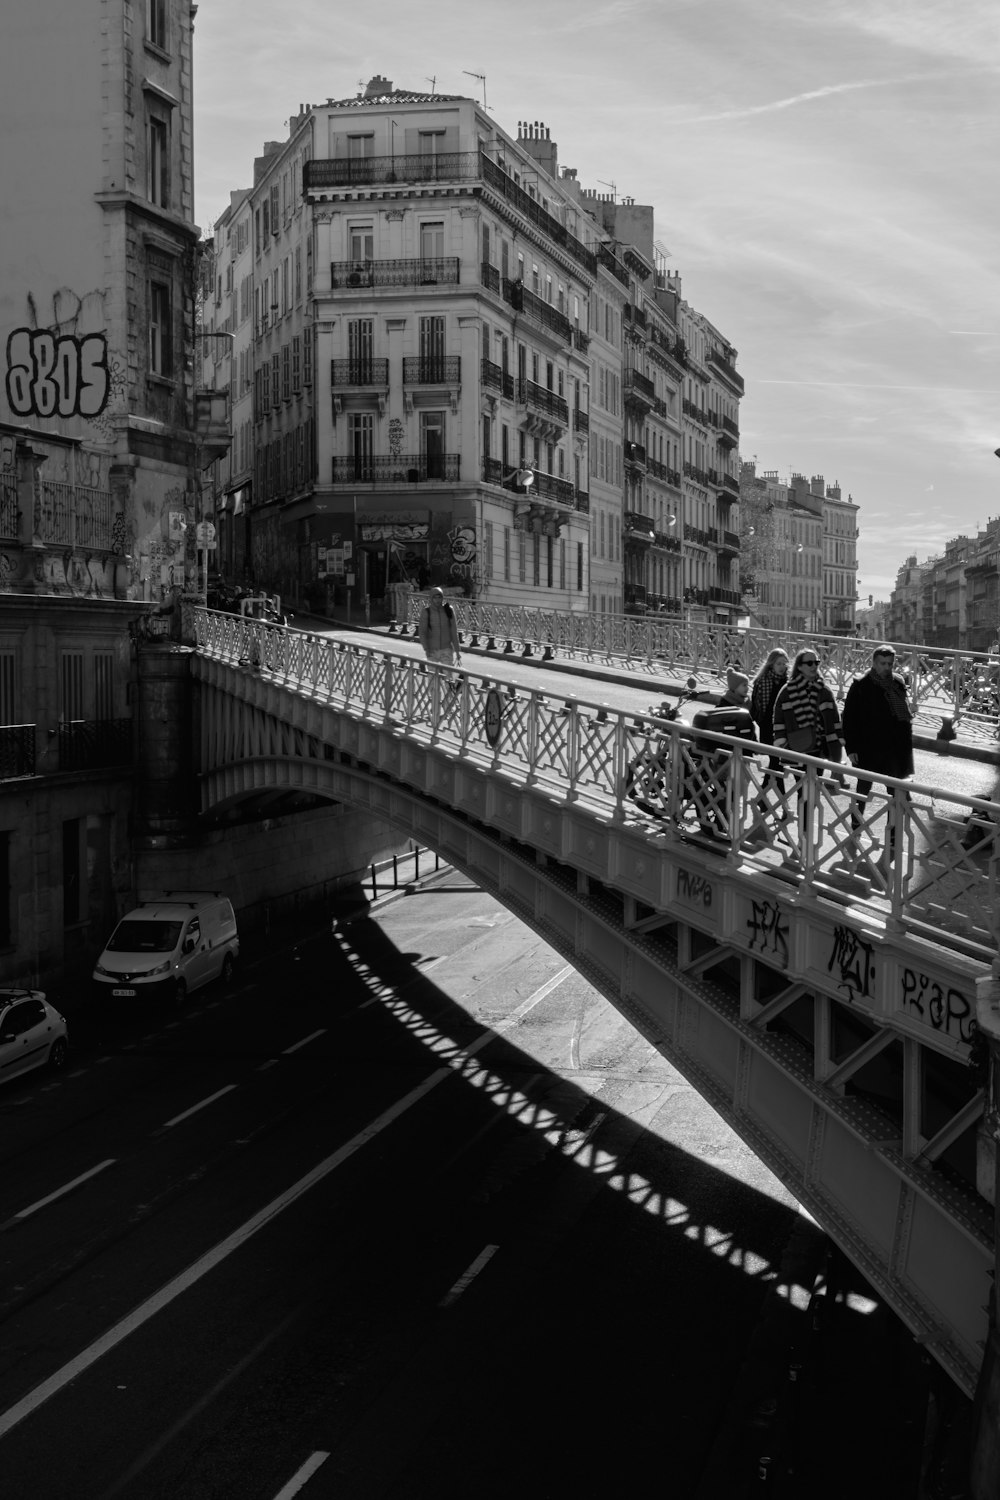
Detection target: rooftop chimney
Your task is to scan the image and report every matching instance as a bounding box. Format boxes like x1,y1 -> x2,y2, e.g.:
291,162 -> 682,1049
364,75 -> 394,98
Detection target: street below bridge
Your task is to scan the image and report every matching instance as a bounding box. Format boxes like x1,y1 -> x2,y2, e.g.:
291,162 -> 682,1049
0,870 -> 955,1498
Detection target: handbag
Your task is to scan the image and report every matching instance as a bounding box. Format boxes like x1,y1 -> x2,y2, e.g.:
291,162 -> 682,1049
786,724 -> 817,755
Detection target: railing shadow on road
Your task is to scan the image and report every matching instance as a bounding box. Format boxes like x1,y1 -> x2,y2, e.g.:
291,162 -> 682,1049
313,887 -> 936,1498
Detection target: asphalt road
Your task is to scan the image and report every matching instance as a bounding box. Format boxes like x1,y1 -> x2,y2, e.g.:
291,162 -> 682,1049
0,871 -> 949,1499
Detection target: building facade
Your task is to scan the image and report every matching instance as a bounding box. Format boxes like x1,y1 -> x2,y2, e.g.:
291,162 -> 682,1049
205,80 -> 746,623
0,0 -> 218,985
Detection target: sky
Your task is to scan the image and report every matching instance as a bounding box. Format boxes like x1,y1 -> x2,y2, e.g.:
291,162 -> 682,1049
193,0 -> 1000,602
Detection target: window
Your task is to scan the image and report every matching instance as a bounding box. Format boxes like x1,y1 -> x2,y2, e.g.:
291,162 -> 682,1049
0,652 -> 16,725
347,134 -> 375,159
420,221 -> 445,260
94,652 -> 114,720
418,130 -> 446,155
292,335 -> 301,392
147,0 -> 167,49
149,281 -> 172,375
349,413 -> 373,481
420,411 -> 445,479
348,319 -> 374,382
419,315 -> 445,379
148,116 -> 168,207
349,225 -> 374,266
282,343 -> 291,401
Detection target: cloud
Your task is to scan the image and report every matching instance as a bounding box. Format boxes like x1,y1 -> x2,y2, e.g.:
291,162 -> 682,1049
671,68 -> 993,126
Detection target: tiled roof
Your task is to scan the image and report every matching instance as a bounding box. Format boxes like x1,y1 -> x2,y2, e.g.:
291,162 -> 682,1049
324,91 -> 466,108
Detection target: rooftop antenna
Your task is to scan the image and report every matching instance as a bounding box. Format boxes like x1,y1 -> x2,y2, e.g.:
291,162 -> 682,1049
597,178 -> 618,202
463,70 -> 487,109
425,76 -> 437,95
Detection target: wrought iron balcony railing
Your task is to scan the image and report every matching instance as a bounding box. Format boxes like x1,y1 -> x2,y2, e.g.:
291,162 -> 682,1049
330,359 -> 389,387
624,368 -> 656,408
306,152 -> 481,190
624,442 -> 647,469
332,453 -> 460,484
573,329 -> 590,353
0,476 -> 18,541
719,472 -> 739,495
504,281 -> 573,344
530,470 -> 576,506
707,347 -> 745,394
597,244 -> 630,287
573,408 -> 589,434
574,488 -> 589,513
624,511 -> 655,543
646,456 -> 667,482
481,262 -> 501,293
481,360 -> 515,399
520,379 -> 569,425
57,718 -> 133,773
0,724 -> 35,780
402,357 -> 461,385
479,156 -> 597,276
36,483 -> 114,550
683,462 -> 708,485
330,257 -> 460,290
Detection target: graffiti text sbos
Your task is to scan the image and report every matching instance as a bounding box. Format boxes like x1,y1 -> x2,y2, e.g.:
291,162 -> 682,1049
6,329 -> 110,420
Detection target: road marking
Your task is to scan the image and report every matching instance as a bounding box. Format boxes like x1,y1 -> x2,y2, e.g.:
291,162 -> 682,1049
272,1452 -> 331,1498
13,1160 -> 117,1221
282,1029 -> 326,1055
162,1085 -> 237,1129
495,965 -> 573,1032
0,1035 -> 499,1441
439,1244 -> 499,1308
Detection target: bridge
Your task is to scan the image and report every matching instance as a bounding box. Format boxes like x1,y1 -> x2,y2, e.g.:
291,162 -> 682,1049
192,607 -> 1000,1439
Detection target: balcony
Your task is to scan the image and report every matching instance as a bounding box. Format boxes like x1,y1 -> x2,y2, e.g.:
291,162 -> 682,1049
0,724 -> 35,780
504,281 -> 573,345
624,303 -> 647,331
623,511 -> 655,545
573,407 -> 589,435
36,482 -> 114,550
519,378 -> 569,431
624,368 -> 656,413
402,357 -> 462,385
330,257 -> 460,290
682,399 -> 708,427
481,359 -> 515,399
666,467 -> 681,487
481,262 -> 501,294
624,441 -> 647,471
646,456 -> 667,482
719,472 -> 739,496
624,583 -> 648,613
530,469 -> 576,506
707,347 -> 745,395
480,155 -> 597,276
58,718 -> 133,773
306,152 -> 481,190
332,453 -> 461,485
717,415 -> 739,451
684,523 -> 711,547
330,358 -> 390,387
721,529 -> 741,552
597,244 -> 630,288
574,488 -> 589,513
683,462 -> 708,485
573,329 -> 590,354
0,475 -> 18,541
653,531 -> 680,552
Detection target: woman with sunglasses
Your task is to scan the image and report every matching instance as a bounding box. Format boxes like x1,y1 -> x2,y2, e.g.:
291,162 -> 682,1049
772,649 -> 845,853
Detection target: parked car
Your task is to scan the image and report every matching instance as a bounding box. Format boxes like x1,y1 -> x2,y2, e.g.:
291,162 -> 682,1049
0,989 -> 69,1086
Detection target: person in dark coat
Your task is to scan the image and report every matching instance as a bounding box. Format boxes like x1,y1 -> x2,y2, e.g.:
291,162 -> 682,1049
750,647 -> 790,819
771,649 -> 845,858
842,645 -> 913,872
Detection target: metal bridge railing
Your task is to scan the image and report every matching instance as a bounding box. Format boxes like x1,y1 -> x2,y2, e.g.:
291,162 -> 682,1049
196,608 -> 1000,966
396,595 -> 1000,748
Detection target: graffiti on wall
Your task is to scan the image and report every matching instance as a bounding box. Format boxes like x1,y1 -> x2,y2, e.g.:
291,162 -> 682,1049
447,523 -> 476,582
6,328 -> 111,420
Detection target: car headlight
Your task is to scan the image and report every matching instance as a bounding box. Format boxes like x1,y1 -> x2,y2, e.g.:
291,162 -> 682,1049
94,963 -> 115,978
145,960 -> 172,977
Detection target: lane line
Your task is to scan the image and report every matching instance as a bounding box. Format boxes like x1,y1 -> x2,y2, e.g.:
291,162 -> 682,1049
162,1085 -> 237,1129
272,1452 -> 331,1499
0,1031 -> 498,1441
13,1160 -> 117,1222
438,1244 -> 500,1308
282,1029 -> 326,1055
495,965 -> 573,1032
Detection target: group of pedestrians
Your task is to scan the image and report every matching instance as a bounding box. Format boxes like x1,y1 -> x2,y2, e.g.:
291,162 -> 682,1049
744,643 -> 914,871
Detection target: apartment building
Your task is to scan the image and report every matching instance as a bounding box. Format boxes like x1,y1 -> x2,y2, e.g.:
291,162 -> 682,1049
0,0 -> 218,984
206,80 -> 746,622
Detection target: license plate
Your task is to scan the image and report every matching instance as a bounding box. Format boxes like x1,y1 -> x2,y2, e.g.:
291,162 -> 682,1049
112,988 -> 136,998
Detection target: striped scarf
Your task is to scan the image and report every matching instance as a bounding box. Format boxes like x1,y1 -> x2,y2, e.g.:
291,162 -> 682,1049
782,673 -> 822,735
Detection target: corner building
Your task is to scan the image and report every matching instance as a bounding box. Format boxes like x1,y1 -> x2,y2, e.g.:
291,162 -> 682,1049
240,80 -> 596,613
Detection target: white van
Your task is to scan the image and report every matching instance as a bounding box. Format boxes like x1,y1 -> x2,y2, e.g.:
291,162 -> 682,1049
93,892 -> 240,1005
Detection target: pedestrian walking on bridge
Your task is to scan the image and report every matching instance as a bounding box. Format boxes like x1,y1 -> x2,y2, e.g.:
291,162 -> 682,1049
772,650 -> 845,858
843,645 -> 913,876
417,588 -> 461,668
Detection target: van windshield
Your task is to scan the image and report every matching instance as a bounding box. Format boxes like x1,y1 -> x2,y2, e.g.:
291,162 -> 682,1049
107,920 -> 183,953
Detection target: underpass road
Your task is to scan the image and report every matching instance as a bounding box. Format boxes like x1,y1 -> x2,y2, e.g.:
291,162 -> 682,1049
0,872 -> 943,1498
